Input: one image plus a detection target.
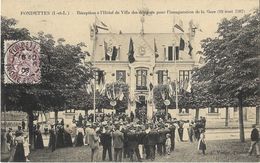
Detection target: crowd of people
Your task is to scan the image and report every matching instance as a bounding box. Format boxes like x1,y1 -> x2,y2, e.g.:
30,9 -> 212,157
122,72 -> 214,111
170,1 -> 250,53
2,111 -> 259,161
2,126 -> 31,162
45,113 -> 207,162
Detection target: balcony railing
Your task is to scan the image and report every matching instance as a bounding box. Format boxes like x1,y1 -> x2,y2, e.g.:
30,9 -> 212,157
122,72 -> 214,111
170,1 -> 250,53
136,85 -> 148,91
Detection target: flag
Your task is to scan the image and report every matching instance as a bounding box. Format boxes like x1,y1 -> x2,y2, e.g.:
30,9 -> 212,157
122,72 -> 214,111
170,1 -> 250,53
112,83 -> 115,100
104,41 -> 113,57
169,83 -> 173,97
154,38 -> 159,58
149,82 -> 153,91
174,24 -> 184,32
188,42 -> 193,56
104,41 -> 111,60
179,38 -> 185,50
168,82 -> 176,97
161,91 -> 166,100
128,38 -> 135,63
100,83 -> 107,95
135,95 -> 142,104
86,84 -> 92,94
172,82 -> 176,96
177,80 -> 183,93
111,46 -> 118,60
95,16 -> 109,30
183,78 -> 189,91
119,88 -> 124,101
90,25 -> 95,39
93,23 -> 98,34
97,71 -> 104,85
106,90 -> 112,99
186,80 -> 192,93
85,51 -> 91,56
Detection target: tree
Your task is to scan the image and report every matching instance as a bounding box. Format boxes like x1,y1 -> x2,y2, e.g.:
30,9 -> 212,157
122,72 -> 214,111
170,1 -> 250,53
1,17 -> 94,144
193,10 -> 259,142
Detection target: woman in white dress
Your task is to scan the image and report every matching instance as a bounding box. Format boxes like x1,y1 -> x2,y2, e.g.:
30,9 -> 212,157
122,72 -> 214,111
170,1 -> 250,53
23,135 -> 30,161
174,123 -> 181,142
182,122 -> 189,141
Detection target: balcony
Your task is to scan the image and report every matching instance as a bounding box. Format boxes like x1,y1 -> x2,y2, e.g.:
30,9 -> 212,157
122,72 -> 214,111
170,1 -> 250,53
136,85 -> 148,91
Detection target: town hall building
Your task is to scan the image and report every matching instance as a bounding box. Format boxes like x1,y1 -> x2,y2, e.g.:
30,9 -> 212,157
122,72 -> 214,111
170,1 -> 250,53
90,18 -> 198,119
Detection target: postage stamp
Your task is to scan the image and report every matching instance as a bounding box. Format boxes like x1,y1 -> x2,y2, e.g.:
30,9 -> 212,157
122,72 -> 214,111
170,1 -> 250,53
4,40 -> 41,84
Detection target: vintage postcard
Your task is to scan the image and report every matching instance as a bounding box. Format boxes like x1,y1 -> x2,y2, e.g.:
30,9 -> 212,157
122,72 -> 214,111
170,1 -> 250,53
1,0 -> 259,162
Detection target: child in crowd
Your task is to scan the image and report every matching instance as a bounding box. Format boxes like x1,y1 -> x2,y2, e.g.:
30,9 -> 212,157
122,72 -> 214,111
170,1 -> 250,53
198,130 -> 206,155
165,133 -> 171,155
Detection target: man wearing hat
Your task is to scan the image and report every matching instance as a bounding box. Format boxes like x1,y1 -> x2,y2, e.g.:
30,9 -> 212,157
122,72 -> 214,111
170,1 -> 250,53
127,127 -> 141,162
89,125 -> 99,162
248,124 -> 260,157
168,122 -> 176,151
112,124 -> 124,162
84,122 -> 92,145
6,128 -> 14,150
147,125 -> 158,161
100,122 -> 112,161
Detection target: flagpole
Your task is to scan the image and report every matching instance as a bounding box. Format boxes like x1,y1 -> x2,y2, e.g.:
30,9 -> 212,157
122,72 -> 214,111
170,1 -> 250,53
174,40 -> 179,112
93,16 -> 97,122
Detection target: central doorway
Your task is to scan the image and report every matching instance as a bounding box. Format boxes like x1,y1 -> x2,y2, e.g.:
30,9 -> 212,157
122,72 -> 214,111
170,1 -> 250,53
135,95 -> 147,121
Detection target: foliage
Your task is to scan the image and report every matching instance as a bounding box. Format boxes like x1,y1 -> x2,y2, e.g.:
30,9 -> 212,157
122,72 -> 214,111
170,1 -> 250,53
193,11 -> 259,103
1,16 -> 94,113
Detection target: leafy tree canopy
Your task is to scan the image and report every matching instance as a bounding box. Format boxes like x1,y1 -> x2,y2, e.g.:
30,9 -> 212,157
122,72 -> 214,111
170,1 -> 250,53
1,16 -> 94,113
192,10 -> 259,106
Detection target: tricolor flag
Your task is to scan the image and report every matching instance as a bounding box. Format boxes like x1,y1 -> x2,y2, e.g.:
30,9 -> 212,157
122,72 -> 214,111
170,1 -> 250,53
154,38 -> 159,58
118,88 -> 124,101
161,91 -> 166,100
100,83 -> 107,95
183,78 -> 189,91
104,41 -> 113,61
128,38 -> 135,63
169,83 -> 173,97
97,71 -> 105,85
149,82 -> 154,91
188,41 -> 193,56
95,16 -> 109,31
168,82 -> 176,97
174,20 -> 184,33
104,41 -> 113,57
174,24 -> 184,32
186,80 -> 192,93
106,89 -> 112,99
86,83 -> 93,94
112,83 -> 115,100
90,24 -> 95,39
179,38 -> 185,50
111,46 -> 118,60
135,95 -> 142,104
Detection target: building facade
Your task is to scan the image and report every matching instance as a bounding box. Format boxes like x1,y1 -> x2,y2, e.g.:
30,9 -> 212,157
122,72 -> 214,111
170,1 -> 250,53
90,21 -> 199,119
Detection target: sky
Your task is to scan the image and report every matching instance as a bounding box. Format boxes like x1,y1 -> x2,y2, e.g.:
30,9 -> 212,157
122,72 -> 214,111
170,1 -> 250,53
1,0 -> 259,52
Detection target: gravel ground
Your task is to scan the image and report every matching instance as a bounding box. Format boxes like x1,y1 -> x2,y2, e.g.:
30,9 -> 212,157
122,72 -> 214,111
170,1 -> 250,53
24,139 -> 259,162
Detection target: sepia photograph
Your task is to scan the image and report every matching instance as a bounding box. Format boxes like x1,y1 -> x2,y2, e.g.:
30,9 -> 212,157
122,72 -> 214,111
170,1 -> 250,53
1,0 -> 259,162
